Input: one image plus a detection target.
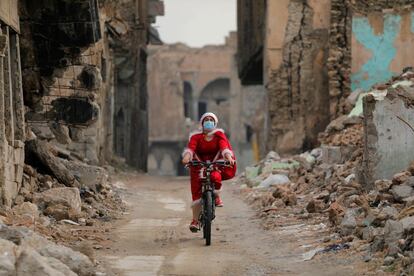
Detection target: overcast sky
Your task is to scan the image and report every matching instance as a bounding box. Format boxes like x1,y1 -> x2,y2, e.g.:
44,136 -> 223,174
156,0 -> 237,47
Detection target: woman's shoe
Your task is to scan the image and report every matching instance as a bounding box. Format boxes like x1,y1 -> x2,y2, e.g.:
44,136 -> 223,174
189,219 -> 199,232
215,196 -> 224,207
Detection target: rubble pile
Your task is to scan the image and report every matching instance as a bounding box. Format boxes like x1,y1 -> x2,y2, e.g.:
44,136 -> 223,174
0,223 -> 96,275
236,71 -> 414,273
0,130 -> 126,274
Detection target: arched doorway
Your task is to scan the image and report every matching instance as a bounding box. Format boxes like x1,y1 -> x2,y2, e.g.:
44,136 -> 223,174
198,78 -> 231,131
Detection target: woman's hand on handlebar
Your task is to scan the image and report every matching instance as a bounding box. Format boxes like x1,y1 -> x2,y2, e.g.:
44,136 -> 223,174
224,153 -> 235,166
182,153 -> 191,165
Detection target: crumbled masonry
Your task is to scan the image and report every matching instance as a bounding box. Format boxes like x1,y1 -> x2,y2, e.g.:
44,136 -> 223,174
235,70 -> 414,275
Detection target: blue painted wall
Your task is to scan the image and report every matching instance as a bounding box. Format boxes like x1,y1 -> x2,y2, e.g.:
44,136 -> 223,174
351,12 -> 414,91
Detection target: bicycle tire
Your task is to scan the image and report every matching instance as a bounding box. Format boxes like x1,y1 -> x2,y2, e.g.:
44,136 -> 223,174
204,191 -> 213,246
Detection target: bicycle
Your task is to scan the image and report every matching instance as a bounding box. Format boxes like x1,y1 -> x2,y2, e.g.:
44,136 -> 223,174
187,160 -> 230,246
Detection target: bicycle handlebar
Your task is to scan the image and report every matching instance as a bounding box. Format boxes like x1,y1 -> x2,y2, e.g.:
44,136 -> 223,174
186,160 -> 231,168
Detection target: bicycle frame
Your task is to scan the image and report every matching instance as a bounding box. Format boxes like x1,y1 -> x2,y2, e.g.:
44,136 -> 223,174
187,160 -> 230,244
199,163 -> 217,226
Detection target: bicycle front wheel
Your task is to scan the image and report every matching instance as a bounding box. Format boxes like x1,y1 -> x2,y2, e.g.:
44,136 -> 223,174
204,191 -> 213,246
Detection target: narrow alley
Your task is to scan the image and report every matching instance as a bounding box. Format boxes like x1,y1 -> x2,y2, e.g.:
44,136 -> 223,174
100,174 -> 366,276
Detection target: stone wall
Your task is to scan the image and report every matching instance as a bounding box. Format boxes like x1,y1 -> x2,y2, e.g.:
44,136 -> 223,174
0,9 -> 25,206
18,0 -> 161,172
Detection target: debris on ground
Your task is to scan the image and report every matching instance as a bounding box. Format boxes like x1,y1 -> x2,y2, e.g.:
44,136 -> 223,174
0,129 -> 126,274
234,70 -> 414,274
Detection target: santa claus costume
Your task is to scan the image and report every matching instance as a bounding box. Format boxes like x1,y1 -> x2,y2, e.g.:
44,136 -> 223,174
182,112 -> 236,232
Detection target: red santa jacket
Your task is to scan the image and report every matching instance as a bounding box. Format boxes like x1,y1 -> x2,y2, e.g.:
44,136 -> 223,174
183,128 -> 235,162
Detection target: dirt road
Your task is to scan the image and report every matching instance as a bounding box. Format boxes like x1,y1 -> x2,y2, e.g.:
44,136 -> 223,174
100,174 -> 367,276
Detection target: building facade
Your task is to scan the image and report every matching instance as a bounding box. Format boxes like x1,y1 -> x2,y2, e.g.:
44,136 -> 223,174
147,33 -> 265,175
237,0 -> 414,156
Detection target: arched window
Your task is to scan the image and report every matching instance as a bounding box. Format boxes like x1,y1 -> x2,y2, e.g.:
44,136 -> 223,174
199,78 -> 230,126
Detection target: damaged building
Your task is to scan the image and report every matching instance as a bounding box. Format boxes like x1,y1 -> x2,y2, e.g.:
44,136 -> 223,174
238,0 -> 414,158
19,0 -> 163,171
0,0 -> 163,206
147,33 -> 265,175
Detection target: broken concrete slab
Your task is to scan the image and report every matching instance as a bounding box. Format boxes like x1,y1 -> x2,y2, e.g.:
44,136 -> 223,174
383,220 -> 403,253
33,187 -> 81,220
256,174 -> 290,189
362,88 -> 414,190
400,216 -> 414,232
0,238 -> 17,275
391,185 -> 414,202
16,247 -> 66,276
60,159 -> 109,192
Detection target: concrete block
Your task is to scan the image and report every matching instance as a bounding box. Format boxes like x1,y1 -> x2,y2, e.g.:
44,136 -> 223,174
362,89 -> 414,190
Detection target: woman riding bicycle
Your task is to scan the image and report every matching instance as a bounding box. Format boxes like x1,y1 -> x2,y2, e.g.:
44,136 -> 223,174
182,112 -> 236,232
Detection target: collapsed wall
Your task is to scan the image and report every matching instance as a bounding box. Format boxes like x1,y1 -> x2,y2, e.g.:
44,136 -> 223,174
266,0 -> 331,154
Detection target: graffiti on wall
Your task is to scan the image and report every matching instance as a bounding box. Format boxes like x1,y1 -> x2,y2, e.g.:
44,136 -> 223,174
351,14 -> 402,91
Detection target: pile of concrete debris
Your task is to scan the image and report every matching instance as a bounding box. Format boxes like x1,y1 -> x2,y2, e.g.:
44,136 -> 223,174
236,70 -> 414,274
0,131 -> 125,274
0,223 -> 96,275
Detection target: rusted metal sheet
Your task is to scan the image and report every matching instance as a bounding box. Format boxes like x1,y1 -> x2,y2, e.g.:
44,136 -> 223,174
0,0 -> 19,33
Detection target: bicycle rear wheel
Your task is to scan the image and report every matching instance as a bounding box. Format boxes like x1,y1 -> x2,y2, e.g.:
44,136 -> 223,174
204,191 -> 213,246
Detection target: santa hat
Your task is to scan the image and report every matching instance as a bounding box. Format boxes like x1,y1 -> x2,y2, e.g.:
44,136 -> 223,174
200,112 -> 218,127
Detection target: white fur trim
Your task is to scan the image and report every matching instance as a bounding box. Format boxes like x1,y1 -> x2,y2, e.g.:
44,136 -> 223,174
191,199 -> 202,207
208,128 -> 225,136
214,188 -> 222,195
189,128 -> 225,140
188,130 -> 203,140
182,148 -> 194,159
222,148 -> 233,157
200,112 -> 218,126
